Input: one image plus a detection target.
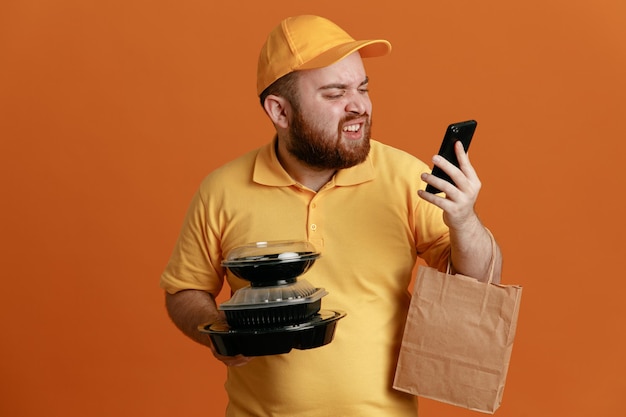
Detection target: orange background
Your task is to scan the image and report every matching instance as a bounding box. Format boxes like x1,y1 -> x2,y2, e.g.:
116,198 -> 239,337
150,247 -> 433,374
1,1 -> 625,416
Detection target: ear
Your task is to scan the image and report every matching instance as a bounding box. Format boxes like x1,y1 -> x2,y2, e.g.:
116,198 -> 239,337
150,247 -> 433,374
263,95 -> 291,129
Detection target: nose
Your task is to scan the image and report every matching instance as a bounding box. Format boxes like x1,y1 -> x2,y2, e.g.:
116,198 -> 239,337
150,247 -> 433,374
345,91 -> 369,115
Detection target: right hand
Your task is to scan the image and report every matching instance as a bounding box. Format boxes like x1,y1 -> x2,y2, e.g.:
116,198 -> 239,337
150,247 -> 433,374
210,345 -> 253,367
208,313 -> 253,367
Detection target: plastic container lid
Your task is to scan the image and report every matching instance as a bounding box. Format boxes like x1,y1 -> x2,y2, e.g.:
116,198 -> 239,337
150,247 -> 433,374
222,240 -> 320,266
221,241 -> 321,284
220,280 -> 327,310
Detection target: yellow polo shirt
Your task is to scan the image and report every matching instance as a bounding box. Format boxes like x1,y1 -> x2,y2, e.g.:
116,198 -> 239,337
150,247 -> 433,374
161,139 -> 450,417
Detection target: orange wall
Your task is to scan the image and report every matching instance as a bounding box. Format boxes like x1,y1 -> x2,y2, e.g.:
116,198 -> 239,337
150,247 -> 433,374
1,1 -> 625,416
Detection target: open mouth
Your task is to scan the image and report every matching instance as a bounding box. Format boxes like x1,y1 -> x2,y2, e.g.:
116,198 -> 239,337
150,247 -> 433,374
342,123 -> 361,133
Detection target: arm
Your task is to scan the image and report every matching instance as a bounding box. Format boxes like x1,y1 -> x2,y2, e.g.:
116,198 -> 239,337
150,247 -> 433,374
418,141 -> 502,283
165,289 -> 252,366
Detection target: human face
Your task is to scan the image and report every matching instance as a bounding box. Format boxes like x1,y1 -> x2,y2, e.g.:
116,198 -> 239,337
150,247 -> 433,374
286,52 -> 373,170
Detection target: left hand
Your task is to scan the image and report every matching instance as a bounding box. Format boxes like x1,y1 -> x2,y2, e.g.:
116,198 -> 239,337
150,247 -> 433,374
418,141 -> 482,231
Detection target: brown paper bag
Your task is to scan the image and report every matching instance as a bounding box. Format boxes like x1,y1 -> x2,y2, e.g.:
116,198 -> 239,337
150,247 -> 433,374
393,232 -> 522,414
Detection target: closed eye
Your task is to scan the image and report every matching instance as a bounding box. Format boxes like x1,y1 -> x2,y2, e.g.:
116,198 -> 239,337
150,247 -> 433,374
319,76 -> 369,99
323,90 -> 346,99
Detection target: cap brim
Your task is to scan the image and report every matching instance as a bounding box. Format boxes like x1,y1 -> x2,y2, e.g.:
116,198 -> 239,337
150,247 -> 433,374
297,39 -> 392,71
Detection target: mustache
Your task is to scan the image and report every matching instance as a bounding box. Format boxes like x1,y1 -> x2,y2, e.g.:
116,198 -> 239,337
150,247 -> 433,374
340,113 -> 370,124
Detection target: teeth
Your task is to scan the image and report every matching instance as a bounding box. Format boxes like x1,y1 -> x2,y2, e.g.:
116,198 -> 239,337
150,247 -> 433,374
343,124 -> 360,132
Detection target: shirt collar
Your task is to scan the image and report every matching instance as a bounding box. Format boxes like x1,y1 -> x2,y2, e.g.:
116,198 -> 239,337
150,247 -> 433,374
253,138 -> 375,187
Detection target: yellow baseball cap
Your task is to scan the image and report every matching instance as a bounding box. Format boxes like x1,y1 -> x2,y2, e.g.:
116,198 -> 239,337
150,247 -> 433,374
257,15 -> 392,95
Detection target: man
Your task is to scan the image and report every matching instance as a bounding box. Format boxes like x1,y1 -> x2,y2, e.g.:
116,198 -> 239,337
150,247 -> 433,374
161,15 -> 502,417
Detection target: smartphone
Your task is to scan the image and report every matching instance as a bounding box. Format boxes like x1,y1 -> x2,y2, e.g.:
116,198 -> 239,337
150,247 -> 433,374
425,120 -> 477,194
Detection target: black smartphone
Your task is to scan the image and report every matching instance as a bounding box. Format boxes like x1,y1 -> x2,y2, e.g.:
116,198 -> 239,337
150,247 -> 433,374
425,120 -> 477,194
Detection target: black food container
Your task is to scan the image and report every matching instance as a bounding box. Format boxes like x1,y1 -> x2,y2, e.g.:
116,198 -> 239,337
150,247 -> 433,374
200,310 -> 346,356
212,240 -> 346,356
222,241 -> 321,286
219,281 -> 327,328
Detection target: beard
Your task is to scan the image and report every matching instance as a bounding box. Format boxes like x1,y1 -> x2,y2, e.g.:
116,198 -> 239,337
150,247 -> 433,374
286,107 -> 372,170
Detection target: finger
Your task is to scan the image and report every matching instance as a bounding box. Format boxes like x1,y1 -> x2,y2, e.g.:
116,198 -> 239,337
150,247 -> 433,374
418,188 -> 455,213
432,153 -> 457,174
421,172 -> 457,198
225,355 -> 253,367
453,142 -> 482,200
217,352 -> 253,366
209,337 -> 253,366
431,152 -> 467,190
433,143 -> 474,194
454,141 -> 478,183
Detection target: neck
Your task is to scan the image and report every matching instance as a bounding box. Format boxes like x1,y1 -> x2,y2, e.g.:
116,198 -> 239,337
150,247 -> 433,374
275,138 -> 335,192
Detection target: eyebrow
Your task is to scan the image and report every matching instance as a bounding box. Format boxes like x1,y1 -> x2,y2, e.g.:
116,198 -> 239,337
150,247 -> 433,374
318,76 -> 369,91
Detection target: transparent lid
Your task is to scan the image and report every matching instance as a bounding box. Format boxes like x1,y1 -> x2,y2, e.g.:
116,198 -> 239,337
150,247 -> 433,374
220,280 -> 327,310
222,240 -> 320,266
